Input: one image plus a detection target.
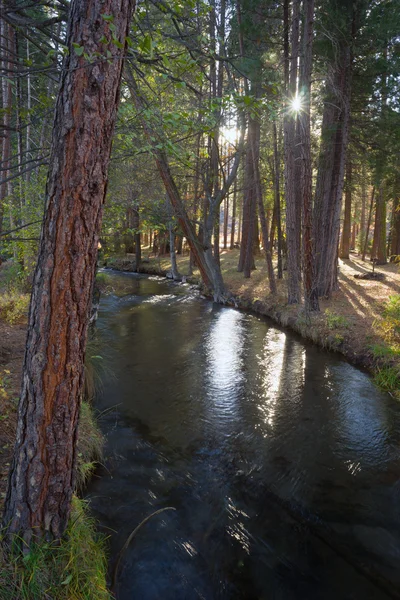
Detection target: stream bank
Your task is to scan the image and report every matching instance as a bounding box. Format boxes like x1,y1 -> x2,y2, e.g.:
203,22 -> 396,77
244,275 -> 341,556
102,253 -> 399,394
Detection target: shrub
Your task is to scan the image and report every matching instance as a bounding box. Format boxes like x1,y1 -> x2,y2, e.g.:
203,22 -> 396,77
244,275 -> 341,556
325,309 -> 349,330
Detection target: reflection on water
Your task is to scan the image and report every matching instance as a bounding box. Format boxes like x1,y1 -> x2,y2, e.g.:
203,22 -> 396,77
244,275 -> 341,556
205,309 -> 245,418
86,272 -> 400,600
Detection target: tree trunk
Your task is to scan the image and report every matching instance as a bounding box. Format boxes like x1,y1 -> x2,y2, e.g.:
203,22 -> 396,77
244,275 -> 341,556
373,182 -> 387,264
230,177 -> 237,249
359,166 -> 367,253
362,186 -> 375,261
133,205 -> 141,271
284,0 -> 301,303
390,195 -> 400,261
250,127 -> 276,294
169,224 -> 181,280
299,0 -> 319,311
0,15 -> 13,238
314,43 -> 352,297
3,0 -> 135,545
273,122 -> 283,279
339,158 -> 352,259
125,67 -> 243,302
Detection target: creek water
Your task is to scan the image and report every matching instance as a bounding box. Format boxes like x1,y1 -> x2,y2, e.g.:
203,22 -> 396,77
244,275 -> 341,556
86,271 -> 400,600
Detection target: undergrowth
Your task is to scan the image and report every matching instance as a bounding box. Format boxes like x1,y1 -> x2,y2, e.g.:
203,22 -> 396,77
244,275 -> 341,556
0,497 -> 111,600
0,292 -> 30,324
371,294 -> 400,398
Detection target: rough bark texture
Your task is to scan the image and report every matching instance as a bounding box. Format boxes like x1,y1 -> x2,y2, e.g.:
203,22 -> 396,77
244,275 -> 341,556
362,186 -> 375,261
314,43 -> 352,297
272,122 -> 283,279
373,183 -> 387,265
3,0 -> 135,544
339,158 -> 352,259
299,0 -> 319,311
283,0 -> 301,303
390,194 -> 400,261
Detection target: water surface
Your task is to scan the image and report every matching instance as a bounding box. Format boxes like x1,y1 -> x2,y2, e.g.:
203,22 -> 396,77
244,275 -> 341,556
86,272 -> 400,599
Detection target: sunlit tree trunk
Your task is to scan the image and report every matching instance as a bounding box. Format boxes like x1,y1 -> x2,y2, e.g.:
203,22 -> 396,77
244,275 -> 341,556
339,158 -> 352,259
284,0 -> 301,303
299,0 -> 319,311
3,0 -> 135,546
372,182 -> 387,265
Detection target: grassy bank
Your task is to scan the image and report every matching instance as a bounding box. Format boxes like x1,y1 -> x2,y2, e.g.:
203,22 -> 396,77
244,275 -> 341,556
0,263 -> 111,600
104,248 -> 400,400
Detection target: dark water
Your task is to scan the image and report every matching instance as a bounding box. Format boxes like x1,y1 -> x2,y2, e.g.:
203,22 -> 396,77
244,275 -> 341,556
86,271 -> 400,599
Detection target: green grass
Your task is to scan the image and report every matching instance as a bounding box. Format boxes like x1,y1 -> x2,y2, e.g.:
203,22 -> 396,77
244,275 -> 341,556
373,366 -> 400,395
0,497 -> 111,600
324,309 -> 350,330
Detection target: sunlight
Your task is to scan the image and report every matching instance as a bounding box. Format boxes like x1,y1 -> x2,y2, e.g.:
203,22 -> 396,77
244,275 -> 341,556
220,126 -> 239,145
291,94 -> 302,112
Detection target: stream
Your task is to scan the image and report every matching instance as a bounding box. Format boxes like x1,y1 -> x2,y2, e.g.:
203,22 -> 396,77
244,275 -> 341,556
86,271 -> 400,599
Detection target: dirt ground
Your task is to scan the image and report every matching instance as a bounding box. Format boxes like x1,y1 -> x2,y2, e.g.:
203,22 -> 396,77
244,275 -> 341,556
0,320 -> 26,502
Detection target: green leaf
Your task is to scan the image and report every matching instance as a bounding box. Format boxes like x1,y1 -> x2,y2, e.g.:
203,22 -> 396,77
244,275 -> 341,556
101,14 -> 114,22
72,43 -> 84,57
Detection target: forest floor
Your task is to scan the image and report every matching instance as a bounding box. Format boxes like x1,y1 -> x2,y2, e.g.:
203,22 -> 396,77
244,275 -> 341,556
106,247 -> 400,398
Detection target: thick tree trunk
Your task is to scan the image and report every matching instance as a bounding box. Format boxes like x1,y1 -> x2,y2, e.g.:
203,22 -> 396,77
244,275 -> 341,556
339,158 -> 352,259
314,43 -> 352,297
390,194 -> 400,261
2,0 -> 135,545
373,182 -> 387,265
230,178 -> 237,249
250,129 -> 276,294
362,186 -> 375,261
169,224 -> 181,280
284,0 -> 301,303
359,167 -> 367,253
223,196 -> 228,249
133,205 -> 141,271
273,123 -> 283,279
299,0 -> 319,311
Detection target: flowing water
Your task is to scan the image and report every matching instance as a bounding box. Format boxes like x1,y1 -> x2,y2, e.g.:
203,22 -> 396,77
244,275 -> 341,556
86,271 -> 400,599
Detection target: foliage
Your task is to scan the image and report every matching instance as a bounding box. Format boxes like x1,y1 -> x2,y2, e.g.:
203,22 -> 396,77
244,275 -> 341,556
324,310 -> 350,330
0,497 -> 111,600
0,292 -> 30,324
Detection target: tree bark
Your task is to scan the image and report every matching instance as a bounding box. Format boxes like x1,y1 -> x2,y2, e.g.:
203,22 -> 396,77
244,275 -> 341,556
314,43 -> 352,297
273,122 -> 283,279
3,0 -> 135,545
373,182 -> 387,264
339,157 -> 352,259
284,0 -> 301,303
362,186 -> 375,261
299,0 -> 319,311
